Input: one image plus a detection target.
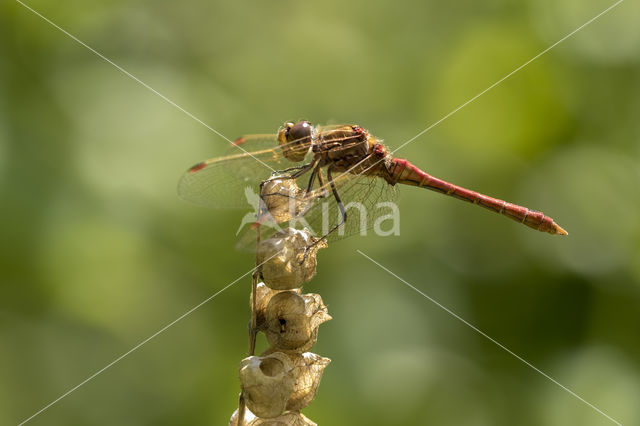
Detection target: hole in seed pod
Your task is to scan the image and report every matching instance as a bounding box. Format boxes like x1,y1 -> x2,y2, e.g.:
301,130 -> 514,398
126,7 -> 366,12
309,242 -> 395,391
258,357 -> 285,377
279,318 -> 287,332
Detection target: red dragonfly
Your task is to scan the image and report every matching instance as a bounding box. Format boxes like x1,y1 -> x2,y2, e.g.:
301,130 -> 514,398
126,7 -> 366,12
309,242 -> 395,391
178,121 -> 567,247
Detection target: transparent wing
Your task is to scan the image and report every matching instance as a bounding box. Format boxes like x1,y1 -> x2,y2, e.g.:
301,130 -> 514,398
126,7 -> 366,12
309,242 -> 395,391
177,134 -> 311,209
226,133 -> 281,152
177,126 -> 360,210
306,169 -> 398,242
235,161 -> 398,251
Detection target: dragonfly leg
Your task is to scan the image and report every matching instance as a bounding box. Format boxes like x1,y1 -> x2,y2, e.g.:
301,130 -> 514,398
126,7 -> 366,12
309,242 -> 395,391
323,165 -> 347,236
282,158 -> 318,180
261,159 -> 317,195
261,158 -> 321,201
304,163 -> 325,194
272,163 -> 311,176
315,168 -> 330,198
302,165 -> 346,261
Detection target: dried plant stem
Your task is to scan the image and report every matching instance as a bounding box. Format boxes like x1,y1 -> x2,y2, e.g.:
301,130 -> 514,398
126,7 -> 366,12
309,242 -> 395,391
249,224 -> 262,356
238,225 -> 262,425
248,270 -> 260,356
236,394 -> 247,426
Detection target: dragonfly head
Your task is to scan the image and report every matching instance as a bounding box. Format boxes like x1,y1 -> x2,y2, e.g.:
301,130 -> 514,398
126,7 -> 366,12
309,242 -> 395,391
278,121 -> 313,162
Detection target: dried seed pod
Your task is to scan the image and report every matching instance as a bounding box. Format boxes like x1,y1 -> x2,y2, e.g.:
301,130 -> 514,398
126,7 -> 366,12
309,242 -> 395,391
239,352 -> 295,418
252,283 -> 302,330
260,179 -> 308,223
257,228 -> 327,290
264,292 -> 331,352
229,406 -> 257,426
248,411 -> 317,426
286,353 -> 331,412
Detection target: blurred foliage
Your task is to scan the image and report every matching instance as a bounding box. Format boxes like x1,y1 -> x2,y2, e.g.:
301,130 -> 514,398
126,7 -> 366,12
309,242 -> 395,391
1,0 -> 639,425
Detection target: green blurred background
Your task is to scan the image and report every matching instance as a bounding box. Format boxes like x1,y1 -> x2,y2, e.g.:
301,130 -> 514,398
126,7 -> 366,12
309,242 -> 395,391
2,0 -> 639,425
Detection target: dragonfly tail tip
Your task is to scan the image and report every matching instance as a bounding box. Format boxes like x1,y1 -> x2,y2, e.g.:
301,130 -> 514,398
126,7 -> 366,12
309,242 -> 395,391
554,223 -> 569,236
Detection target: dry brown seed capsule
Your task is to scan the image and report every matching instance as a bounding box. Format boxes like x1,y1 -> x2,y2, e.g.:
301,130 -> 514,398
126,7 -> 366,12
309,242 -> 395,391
257,228 -> 327,290
248,411 -> 317,426
252,282 -> 302,331
264,292 -> 331,352
228,406 -> 257,426
229,405 -> 317,426
286,353 -> 331,412
260,179 -> 308,223
239,352 -> 295,418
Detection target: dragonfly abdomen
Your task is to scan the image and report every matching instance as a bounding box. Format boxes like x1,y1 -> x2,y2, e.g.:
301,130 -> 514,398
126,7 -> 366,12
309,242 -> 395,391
388,158 -> 567,235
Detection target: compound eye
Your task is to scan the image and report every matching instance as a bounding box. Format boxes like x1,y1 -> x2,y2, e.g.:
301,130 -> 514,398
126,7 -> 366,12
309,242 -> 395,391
288,121 -> 312,142
282,121 -> 295,138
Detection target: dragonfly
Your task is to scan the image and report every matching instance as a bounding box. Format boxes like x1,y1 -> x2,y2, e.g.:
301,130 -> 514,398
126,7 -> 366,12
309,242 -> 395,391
178,121 -> 567,248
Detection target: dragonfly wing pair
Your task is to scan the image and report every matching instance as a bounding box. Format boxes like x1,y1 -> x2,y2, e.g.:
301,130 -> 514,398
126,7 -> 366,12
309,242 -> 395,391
178,133 -> 398,249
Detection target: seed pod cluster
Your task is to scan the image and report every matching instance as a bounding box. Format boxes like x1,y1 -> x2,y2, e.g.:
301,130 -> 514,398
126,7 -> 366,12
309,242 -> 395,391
231,227 -> 330,426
